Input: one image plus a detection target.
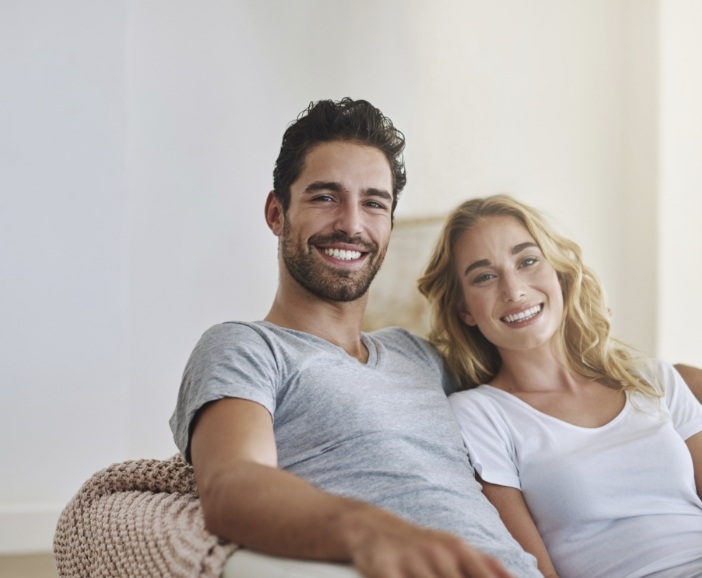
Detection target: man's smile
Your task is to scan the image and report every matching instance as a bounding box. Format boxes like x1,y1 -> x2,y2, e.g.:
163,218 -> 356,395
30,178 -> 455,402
321,247 -> 363,261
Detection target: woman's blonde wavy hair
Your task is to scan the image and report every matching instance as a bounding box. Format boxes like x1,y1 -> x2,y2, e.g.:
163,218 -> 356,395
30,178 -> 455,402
418,194 -> 656,396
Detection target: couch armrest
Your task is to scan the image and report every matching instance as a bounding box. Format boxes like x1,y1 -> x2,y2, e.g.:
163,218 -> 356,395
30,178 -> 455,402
223,550 -> 363,578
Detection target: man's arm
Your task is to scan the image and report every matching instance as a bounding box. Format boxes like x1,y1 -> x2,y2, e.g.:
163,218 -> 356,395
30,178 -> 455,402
674,364 -> 702,403
191,397 -> 514,578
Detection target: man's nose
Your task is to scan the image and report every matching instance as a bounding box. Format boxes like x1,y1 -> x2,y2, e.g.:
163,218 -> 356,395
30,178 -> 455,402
333,203 -> 363,237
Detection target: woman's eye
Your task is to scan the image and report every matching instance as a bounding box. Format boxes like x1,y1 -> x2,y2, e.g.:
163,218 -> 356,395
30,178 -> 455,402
520,257 -> 539,268
473,273 -> 494,284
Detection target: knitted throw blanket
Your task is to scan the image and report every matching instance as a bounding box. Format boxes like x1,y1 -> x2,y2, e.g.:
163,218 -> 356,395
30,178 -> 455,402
53,455 -> 238,578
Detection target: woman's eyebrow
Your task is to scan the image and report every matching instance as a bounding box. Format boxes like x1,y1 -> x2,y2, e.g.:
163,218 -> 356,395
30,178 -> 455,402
463,242 -> 539,276
464,259 -> 491,276
512,241 -> 539,254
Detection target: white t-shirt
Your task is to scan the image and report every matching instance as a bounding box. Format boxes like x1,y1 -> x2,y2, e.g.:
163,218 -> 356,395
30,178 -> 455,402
449,359 -> 702,578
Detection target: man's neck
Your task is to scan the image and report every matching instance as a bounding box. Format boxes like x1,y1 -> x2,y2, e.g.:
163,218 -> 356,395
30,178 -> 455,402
264,287 -> 370,363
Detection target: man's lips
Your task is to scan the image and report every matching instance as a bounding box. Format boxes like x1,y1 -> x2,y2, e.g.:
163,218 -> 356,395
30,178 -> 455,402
310,234 -> 376,262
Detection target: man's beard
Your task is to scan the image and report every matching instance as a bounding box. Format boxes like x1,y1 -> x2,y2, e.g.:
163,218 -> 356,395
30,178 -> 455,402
281,220 -> 387,303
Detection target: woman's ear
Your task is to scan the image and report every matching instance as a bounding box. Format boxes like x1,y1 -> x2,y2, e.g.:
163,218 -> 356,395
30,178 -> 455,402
458,305 -> 477,327
265,191 -> 284,236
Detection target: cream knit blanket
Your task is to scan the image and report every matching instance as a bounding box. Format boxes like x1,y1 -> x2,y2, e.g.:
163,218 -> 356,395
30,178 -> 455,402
53,455 -> 238,578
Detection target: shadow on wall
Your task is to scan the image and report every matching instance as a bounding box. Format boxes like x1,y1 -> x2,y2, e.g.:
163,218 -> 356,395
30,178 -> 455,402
364,215 -> 446,338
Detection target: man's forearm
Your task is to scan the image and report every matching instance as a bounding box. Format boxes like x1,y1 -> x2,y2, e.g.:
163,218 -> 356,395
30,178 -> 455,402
189,398 -> 514,578
196,460 -> 514,578
198,460 -> 373,561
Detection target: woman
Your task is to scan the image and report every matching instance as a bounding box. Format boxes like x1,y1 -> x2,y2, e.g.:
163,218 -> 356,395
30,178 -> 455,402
418,195 -> 702,578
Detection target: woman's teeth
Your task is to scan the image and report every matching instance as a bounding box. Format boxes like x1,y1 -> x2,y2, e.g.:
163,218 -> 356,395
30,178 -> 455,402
502,305 -> 542,324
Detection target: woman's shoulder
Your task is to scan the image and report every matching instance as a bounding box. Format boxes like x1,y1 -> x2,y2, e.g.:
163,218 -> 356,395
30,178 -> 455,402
633,357 -> 678,393
449,384 -> 504,411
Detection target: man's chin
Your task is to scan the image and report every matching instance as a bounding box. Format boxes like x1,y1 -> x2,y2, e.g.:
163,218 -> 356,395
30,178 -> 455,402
309,282 -> 371,303
283,249 -> 384,303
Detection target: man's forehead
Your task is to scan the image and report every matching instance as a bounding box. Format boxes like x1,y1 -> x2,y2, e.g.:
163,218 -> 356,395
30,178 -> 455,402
294,141 -> 393,189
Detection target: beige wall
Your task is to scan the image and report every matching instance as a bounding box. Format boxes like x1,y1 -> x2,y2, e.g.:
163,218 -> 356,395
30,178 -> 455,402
658,0 -> 702,364
1,0 -> 699,553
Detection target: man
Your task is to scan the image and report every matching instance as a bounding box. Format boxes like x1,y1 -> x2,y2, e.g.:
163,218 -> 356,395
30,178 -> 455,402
170,98 -> 541,578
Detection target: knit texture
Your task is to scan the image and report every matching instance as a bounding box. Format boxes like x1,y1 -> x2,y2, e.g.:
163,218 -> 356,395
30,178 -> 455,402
53,455 -> 238,578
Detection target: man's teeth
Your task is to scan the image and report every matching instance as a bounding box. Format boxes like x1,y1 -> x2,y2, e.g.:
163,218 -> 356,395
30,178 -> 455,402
502,305 -> 542,324
323,248 -> 362,261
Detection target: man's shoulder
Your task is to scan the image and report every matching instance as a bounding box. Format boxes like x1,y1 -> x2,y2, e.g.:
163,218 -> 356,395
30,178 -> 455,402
199,320 -> 300,344
369,327 -> 443,364
369,326 -> 429,347
197,320 -> 346,358
196,320 -> 269,347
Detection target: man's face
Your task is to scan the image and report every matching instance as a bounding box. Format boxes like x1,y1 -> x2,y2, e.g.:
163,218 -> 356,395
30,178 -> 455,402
280,141 -> 394,302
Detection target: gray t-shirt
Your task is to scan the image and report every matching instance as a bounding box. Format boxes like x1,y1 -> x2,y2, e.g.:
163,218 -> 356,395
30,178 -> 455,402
170,321 -> 540,576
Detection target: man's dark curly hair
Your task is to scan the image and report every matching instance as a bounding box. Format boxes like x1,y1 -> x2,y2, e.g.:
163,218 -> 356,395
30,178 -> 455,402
272,98 -> 407,216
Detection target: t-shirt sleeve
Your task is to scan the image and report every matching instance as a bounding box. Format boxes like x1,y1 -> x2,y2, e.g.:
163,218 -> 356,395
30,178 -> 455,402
169,323 -> 279,461
657,359 -> 702,440
415,335 -> 458,395
384,328 -> 458,394
448,390 -> 521,489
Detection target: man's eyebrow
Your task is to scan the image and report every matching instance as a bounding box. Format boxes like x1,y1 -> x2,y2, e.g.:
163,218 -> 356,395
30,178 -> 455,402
303,182 -> 393,203
463,242 -> 540,276
304,181 -> 344,194
364,188 -> 393,203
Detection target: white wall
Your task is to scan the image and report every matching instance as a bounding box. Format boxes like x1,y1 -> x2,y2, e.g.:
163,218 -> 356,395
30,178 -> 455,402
1,0 -> 699,554
0,1 -> 128,552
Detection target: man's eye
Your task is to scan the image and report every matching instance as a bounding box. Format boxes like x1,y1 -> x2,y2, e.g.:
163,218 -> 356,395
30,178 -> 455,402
366,201 -> 388,210
313,195 -> 334,202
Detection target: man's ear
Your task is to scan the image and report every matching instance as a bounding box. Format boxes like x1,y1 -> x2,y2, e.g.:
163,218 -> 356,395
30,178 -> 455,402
265,191 -> 284,236
458,305 -> 477,327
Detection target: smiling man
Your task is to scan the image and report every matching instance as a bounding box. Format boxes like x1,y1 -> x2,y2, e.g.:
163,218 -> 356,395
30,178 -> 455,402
169,98 -> 542,578
273,141 -> 392,309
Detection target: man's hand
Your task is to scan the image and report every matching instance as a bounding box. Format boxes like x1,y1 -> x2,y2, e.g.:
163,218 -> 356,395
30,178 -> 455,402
341,504 -> 514,578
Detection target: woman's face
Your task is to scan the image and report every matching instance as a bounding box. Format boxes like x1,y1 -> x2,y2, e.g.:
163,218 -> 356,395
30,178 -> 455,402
454,215 -> 564,355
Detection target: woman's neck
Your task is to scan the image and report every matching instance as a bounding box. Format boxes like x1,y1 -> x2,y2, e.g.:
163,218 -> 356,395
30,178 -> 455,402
492,345 -> 582,393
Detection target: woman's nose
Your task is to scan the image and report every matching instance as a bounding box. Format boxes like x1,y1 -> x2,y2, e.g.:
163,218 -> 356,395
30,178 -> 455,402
502,272 -> 526,302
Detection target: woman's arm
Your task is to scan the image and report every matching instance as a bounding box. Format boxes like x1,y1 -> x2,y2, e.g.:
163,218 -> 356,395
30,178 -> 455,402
686,431 -> 702,499
481,480 -> 560,578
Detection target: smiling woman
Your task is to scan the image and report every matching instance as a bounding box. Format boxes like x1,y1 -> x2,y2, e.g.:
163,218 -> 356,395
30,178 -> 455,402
418,194 -> 702,578
451,215 -> 564,358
